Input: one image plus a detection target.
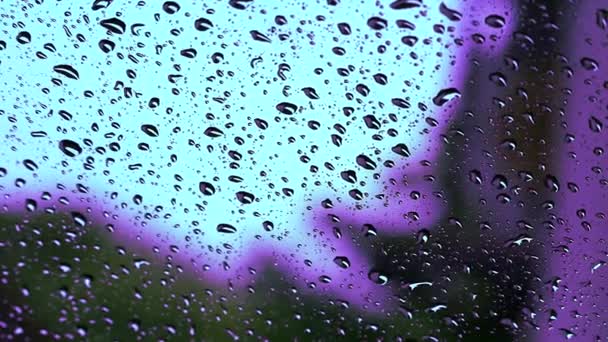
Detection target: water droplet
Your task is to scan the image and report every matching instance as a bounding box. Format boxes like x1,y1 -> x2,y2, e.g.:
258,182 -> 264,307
485,14 -> 506,28
439,2 -> 462,21
53,65 -> 80,80
250,30 -> 271,43
204,127 -> 224,138
180,48 -> 197,58
391,143 -> 411,157
16,31 -> 31,44
276,102 -> 298,115
141,124 -> 159,137
99,17 -> 126,34
262,220 -> 274,231
337,22 -> 351,35
194,18 -> 214,31
597,9 -> 608,30
162,1 -> 180,14
228,0 -> 252,10
433,88 -> 461,106
98,39 -> 116,53
367,17 -> 388,30
199,182 -> 216,196
356,154 -> 377,170
368,270 -> 389,285
236,191 -> 255,204
58,139 -> 83,157
333,256 -> 351,269
589,116 -> 603,133
389,0 -> 422,10
302,87 -> 320,100
92,0 -> 113,11
217,223 -> 237,234
71,212 -> 87,227
544,175 -> 560,192
581,57 -> 599,71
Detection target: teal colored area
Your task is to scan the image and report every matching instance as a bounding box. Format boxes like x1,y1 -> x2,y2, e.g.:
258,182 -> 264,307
0,0 -> 514,308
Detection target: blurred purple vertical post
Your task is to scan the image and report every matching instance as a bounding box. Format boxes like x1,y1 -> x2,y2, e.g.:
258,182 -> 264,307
540,2 -> 608,340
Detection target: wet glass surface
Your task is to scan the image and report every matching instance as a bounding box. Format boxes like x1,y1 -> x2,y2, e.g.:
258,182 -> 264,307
0,0 -> 606,340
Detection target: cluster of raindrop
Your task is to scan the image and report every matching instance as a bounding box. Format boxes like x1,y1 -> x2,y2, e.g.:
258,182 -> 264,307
0,0 -> 521,338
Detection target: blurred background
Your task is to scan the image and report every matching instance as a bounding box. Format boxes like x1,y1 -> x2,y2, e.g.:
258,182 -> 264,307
1,0 -> 606,341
